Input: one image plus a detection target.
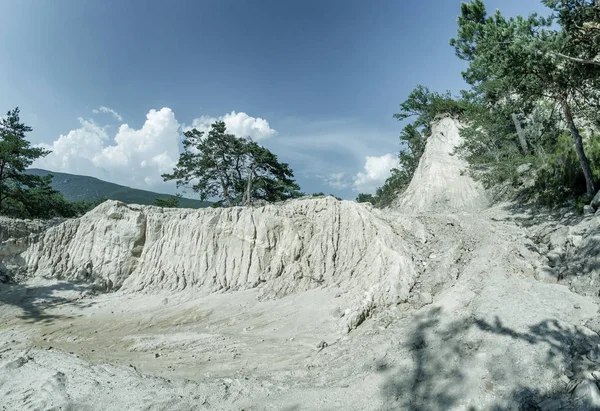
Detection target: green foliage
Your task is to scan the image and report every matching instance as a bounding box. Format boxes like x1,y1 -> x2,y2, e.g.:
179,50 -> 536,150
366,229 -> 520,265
542,0 -> 600,65
0,108 -> 92,219
356,193 -> 375,204
456,99 -> 539,188
163,121 -> 301,207
393,85 -> 467,131
450,0 -> 600,195
154,194 -> 181,208
534,133 -> 600,205
310,192 -> 341,200
374,168 -> 410,208
0,107 -> 52,216
0,109 -> 113,219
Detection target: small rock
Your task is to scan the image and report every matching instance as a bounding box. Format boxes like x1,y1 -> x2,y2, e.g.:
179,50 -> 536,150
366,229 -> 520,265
570,235 -> 584,248
516,163 -> 532,174
535,266 -> 559,283
289,337 -> 294,342
428,254 -> 437,259
592,371 -> 600,381
316,340 -> 328,349
331,307 -> 344,319
560,374 -> 571,385
411,292 -> 433,309
591,190 -> 600,210
584,205 -> 595,215
538,398 -> 566,411
573,379 -> 600,408
154,353 -> 160,358
587,345 -> 600,363
546,251 -> 563,267
575,303 -> 582,309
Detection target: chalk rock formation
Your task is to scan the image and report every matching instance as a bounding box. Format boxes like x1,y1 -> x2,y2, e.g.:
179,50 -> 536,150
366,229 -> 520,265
20,197 -> 416,330
396,117 -> 488,213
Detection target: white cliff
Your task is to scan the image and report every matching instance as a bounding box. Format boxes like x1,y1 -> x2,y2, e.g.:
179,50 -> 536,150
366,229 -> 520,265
21,197 -> 416,331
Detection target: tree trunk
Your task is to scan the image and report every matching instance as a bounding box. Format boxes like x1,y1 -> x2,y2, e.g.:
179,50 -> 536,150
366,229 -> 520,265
511,113 -> 528,154
219,176 -> 233,207
0,160 -> 5,213
223,188 -> 233,207
244,165 -> 256,206
560,98 -> 596,196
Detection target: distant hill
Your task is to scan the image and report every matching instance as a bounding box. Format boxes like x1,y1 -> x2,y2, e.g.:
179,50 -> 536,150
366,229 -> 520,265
26,169 -> 211,209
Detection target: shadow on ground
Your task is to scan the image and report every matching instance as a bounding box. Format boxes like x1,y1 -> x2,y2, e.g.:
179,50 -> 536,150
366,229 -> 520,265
0,281 -> 90,324
379,307 -> 600,411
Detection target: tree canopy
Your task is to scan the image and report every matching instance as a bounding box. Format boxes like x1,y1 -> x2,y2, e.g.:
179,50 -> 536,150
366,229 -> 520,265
154,195 -> 181,208
451,0 -> 600,195
163,121 -> 301,207
0,108 -> 104,219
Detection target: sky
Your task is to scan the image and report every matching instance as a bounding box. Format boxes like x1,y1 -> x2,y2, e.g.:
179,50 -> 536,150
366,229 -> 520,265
0,0 -> 549,199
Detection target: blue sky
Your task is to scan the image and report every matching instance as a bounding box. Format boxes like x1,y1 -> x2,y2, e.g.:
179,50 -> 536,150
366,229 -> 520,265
0,0 -> 548,199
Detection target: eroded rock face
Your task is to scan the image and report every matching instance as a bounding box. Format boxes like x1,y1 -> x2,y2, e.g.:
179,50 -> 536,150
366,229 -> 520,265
18,197 -> 416,330
0,217 -> 64,281
0,217 -> 58,243
395,117 -> 489,213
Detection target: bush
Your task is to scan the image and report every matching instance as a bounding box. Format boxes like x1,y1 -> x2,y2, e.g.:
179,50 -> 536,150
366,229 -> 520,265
534,133 -> 600,206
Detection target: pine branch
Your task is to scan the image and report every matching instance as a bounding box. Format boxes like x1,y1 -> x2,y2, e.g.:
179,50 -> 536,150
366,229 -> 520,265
551,51 -> 600,66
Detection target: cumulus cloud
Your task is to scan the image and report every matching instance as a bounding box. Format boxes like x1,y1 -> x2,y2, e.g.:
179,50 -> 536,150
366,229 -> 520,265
188,111 -> 276,141
325,172 -> 350,190
353,154 -> 399,194
34,108 -> 181,191
92,106 -> 123,121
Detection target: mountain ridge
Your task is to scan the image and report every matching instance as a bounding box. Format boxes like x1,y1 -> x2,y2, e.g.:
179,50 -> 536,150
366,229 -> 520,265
25,168 -> 211,209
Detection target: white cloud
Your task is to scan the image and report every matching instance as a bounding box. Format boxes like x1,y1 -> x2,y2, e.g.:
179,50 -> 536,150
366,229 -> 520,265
93,106 -> 123,121
325,172 -> 350,190
34,108 -> 181,191
353,153 -> 399,194
188,111 -> 276,141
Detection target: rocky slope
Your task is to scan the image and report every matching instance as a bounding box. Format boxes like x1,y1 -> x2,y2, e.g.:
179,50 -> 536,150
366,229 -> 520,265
1,117 -> 600,410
